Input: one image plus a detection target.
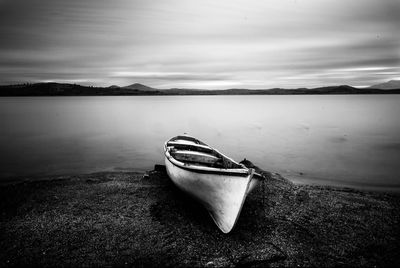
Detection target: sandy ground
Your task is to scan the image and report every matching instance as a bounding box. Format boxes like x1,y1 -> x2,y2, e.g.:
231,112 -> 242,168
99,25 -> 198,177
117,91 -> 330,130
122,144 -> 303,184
1,162 -> 399,267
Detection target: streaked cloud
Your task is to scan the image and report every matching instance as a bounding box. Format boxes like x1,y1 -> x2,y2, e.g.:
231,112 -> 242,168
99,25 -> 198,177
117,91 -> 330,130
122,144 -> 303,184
0,0 -> 399,88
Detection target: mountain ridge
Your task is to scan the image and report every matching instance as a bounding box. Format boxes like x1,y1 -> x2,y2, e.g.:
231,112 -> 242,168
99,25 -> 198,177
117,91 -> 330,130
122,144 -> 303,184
0,81 -> 399,96
122,83 -> 158,91
369,80 -> 400,90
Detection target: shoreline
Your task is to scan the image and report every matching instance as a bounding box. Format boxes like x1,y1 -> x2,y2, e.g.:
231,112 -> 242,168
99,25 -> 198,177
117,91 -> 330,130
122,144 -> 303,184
2,169 -> 399,194
1,82 -> 400,97
1,163 -> 399,267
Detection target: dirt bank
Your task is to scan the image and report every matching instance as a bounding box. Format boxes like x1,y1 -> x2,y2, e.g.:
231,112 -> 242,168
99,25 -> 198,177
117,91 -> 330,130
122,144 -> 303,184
1,162 -> 399,267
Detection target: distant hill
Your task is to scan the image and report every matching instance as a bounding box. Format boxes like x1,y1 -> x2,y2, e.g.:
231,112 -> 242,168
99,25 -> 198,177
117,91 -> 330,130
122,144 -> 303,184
369,80 -> 400,90
122,83 -> 159,91
1,82 -> 400,96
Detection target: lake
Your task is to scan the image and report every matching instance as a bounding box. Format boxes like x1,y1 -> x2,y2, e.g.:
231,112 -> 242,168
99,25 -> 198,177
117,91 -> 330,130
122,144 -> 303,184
0,95 -> 399,191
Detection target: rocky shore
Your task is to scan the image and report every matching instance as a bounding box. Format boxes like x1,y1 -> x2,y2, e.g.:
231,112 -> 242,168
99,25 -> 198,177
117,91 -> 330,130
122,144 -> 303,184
1,162 -> 399,267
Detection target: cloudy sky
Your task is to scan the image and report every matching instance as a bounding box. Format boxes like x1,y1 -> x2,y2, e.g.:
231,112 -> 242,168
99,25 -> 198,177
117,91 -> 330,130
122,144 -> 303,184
0,0 -> 399,89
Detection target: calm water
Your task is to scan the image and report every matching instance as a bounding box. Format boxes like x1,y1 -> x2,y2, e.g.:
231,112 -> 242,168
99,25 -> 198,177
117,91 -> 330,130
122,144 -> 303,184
1,95 -> 399,191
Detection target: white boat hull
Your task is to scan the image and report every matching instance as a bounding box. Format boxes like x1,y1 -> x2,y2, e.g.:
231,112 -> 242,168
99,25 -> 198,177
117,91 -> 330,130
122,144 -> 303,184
165,156 -> 259,233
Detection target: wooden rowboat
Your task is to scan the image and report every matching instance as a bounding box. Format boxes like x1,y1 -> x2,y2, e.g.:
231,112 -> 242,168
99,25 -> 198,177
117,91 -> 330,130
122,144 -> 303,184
164,135 -> 263,233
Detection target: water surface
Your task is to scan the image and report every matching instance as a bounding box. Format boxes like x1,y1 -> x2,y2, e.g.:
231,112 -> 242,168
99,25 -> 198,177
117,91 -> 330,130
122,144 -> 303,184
1,95 -> 399,191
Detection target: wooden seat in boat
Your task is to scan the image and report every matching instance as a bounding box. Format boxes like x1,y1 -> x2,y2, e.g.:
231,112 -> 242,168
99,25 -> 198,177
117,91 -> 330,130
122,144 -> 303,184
171,150 -> 220,165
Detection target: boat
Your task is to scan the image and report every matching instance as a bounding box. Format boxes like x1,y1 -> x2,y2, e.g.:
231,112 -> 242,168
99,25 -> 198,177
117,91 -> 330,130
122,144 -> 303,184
164,135 -> 264,233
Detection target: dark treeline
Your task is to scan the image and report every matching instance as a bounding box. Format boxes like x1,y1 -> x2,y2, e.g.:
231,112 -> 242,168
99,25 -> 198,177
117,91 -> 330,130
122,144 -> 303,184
1,82 -> 400,96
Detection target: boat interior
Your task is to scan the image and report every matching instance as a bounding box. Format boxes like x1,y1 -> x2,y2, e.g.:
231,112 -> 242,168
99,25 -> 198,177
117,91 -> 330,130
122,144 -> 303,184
166,136 -> 243,169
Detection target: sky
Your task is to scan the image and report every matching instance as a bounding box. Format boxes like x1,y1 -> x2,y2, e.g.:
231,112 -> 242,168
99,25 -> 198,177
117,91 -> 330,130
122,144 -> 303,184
0,0 -> 399,89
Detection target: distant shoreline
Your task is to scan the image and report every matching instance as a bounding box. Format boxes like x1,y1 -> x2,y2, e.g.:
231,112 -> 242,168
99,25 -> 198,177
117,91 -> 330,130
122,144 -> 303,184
1,82 -> 400,96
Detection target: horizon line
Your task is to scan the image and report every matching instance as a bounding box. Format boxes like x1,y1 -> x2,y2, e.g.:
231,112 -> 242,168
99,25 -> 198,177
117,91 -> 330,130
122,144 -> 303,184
2,80 -> 398,90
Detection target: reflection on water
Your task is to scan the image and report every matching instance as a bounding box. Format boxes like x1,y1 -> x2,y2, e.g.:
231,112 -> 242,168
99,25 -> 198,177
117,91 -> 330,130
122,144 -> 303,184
0,95 -> 399,191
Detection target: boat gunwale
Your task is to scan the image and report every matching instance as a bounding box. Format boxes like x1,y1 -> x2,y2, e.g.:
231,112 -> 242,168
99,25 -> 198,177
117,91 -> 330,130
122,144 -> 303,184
164,135 -> 250,177
164,154 -> 250,177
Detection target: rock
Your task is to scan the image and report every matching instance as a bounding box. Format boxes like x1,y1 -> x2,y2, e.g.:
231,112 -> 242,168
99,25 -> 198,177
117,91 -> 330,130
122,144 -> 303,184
296,189 -> 310,203
154,164 -> 166,172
